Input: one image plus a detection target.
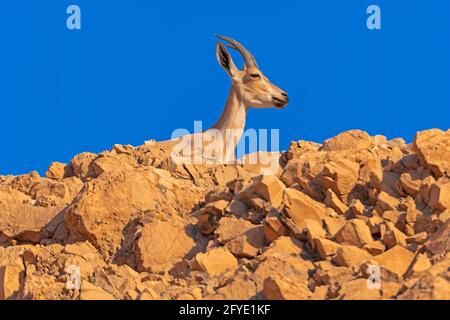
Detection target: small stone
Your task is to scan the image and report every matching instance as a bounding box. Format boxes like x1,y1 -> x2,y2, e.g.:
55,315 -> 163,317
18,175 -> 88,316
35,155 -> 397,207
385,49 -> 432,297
176,293 -> 195,300
382,210 -> 402,225
0,264 -> 24,300
311,285 -> 328,300
335,245 -> 373,268
227,199 -> 247,217
405,207 -> 421,224
374,246 -> 415,277
249,175 -> 286,207
304,219 -> 327,248
382,222 -> 407,249
375,191 -> 400,213
405,232 -> 428,245
373,135 -> 387,146
405,253 -> 432,277
320,159 -> 359,196
80,281 -> 115,300
324,189 -> 348,215
205,200 -> 229,215
399,172 -> 421,197
322,216 -> 346,237
193,248 -> 238,276
401,154 -> 420,170
339,278 -> 381,300
438,209 -> 450,223
413,128 -> 450,177
263,274 -> 312,300
322,130 -> 373,151
314,238 -> 341,260
367,215 -> 385,234
45,162 -> 71,180
364,241 -> 385,256
388,138 -> 406,150
70,152 -> 97,179
215,216 -> 255,244
424,219 -> 450,256
349,199 -> 366,216
263,213 -> 290,244
196,211 -> 216,235
283,188 -> 327,228
135,219 -> 197,273
139,288 -> 160,300
429,182 -> 450,211
262,236 -> 305,258
335,219 -> 373,247
224,226 -> 265,258
191,287 -> 203,300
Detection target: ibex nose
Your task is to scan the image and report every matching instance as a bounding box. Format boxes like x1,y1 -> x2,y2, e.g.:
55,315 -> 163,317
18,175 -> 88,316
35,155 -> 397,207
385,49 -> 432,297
280,92 -> 289,102
272,91 -> 289,108
279,91 -> 289,102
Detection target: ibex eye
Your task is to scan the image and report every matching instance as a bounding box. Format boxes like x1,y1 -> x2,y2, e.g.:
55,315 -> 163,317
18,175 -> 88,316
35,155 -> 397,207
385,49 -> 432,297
250,73 -> 261,79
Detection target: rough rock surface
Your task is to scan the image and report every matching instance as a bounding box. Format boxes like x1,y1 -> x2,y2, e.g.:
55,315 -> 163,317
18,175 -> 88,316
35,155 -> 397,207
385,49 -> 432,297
0,128 -> 449,300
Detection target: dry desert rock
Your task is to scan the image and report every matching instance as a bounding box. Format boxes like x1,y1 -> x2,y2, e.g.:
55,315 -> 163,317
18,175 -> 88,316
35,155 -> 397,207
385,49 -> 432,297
0,128 -> 449,300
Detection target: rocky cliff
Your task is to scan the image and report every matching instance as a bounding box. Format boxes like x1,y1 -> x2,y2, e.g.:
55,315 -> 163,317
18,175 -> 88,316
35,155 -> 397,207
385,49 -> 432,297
0,128 -> 449,300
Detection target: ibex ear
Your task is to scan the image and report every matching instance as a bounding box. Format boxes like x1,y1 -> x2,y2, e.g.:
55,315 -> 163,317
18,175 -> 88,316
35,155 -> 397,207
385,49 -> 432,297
216,43 -> 238,78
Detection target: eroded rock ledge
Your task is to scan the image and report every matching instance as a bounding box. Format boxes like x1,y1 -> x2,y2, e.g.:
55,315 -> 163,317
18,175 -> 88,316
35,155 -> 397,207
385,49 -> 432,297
0,128 -> 449,300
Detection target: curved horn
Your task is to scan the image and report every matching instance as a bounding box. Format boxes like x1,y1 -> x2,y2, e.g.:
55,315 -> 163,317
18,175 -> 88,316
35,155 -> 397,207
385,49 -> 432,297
215,35 -> 258,68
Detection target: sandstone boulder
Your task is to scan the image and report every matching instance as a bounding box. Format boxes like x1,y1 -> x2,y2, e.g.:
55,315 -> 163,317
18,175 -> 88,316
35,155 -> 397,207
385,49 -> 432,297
70,152 -> 97,180
224,225 -> 265,258
19,274 -> 66,300
2,128 -> 450,300
261,236 -> 307,259
45,162 -> 71,180
0,264 -> 24,300
80,280 -> 116,300
320,159 -> 359,196
192,248 -> 238,276
398,268 -> 450,300
381,222 -> 407,249
322,130 -> 373,151
248,175 -> 285,207
424,219 -> 450,256
335,219 -> 373,248
314,238 -> 341,260
335,245 -> 373,268
374,246 -> 415,277
215,216 -> 255,244
65,166 -> 201,261
429,182 -> 450,211
338,278 -> 381,300
283,188 -> 327,228
414,129 -> 450,177
252,255 -> 314,292
0,187 -> 63,243
263,212 -> 290,243
135,217 -> 200,273
324,189 -> 348,215
398,171 -> 421,197
263,273 -> 312,300
215,274 -> 258,300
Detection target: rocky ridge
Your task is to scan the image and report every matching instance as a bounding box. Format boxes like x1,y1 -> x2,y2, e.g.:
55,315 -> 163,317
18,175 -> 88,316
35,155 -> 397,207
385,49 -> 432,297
0,128 -> 449,300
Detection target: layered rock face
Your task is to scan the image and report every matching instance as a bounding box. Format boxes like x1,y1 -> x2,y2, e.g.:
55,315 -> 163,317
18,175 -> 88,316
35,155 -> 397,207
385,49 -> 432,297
0,128 -> 449,300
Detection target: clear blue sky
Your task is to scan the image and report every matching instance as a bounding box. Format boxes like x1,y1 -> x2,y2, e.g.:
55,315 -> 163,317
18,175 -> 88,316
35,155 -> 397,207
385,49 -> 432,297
1,0 -> 449,175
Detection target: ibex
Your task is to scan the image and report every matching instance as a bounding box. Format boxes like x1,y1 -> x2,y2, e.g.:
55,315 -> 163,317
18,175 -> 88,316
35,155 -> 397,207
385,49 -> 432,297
152,35 -> 289,165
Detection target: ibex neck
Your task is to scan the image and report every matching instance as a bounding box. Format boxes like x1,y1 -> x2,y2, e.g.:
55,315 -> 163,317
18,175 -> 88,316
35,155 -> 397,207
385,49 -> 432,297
211,87 -> 246,136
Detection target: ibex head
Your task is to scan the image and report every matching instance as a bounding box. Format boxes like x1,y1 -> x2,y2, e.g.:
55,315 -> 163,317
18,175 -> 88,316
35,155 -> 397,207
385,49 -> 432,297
215,35 -> 289,109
